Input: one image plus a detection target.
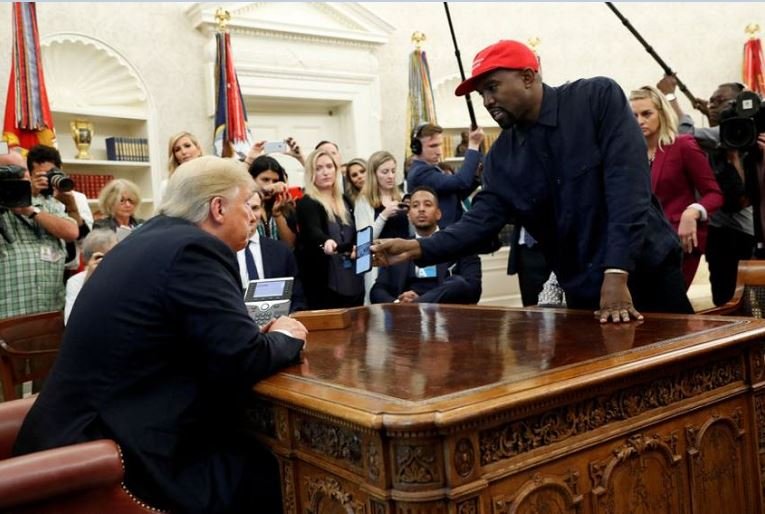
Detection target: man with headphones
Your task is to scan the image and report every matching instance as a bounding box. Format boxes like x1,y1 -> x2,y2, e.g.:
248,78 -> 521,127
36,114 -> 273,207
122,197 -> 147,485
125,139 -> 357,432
406,122 -> 485,227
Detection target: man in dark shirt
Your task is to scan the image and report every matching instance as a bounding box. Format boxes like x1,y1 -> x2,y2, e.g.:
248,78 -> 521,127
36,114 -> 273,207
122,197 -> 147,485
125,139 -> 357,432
373,40 -> 691,322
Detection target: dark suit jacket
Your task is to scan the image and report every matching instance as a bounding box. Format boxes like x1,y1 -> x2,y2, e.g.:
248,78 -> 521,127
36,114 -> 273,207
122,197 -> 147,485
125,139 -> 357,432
370,247 -> 482,305
259,235 -> 306,311
651,134 -> 723,253
13,215 -> 304,513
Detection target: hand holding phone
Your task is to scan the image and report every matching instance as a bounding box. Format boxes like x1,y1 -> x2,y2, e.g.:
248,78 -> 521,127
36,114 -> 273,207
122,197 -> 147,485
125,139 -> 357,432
355,225 -> 373,274
264,141 -> 289,154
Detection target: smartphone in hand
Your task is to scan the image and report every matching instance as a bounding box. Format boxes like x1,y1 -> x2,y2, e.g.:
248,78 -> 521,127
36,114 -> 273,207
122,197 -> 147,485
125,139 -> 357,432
264,141 -> 288,154
355,225 -> 373,274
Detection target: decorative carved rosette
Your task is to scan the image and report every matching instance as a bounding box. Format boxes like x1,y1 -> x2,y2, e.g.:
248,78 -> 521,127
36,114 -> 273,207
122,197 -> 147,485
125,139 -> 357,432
454,438 -> 475,478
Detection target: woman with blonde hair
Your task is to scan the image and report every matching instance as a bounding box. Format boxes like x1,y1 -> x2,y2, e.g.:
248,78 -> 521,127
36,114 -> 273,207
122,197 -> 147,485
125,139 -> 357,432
93,178 -> 144,233
354,151 -> 410,302
167,131 -> 203,176
159,131 -> 205,201
629,85 -> 723,288
295,148 -> 363,309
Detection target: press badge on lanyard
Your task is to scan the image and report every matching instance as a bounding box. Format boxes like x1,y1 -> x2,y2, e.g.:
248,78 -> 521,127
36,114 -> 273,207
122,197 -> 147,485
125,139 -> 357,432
415,265 -> 437,278
40,245 -> 62,263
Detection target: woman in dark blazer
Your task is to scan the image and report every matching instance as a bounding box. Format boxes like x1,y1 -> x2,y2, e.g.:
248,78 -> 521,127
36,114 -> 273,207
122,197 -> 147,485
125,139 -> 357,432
630,85 -> 724,288
295,149 -> 364,309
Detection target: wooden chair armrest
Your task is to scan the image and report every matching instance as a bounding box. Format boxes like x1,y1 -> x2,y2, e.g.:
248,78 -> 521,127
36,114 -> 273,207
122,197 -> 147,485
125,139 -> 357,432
0,439 -> 124,509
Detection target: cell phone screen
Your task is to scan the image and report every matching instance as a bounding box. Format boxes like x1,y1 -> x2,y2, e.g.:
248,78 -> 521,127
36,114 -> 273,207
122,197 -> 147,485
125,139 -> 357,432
355,225 -> 373,275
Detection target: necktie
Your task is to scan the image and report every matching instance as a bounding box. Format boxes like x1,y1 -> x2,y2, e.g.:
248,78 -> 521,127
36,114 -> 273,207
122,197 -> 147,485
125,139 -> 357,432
245,243 -> 259,280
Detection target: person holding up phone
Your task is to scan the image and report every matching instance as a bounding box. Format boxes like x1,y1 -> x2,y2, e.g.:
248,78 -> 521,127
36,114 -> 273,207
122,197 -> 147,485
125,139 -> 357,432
247,156 -> 298,249
354,150 -> 410,303
295,149 -> 364,309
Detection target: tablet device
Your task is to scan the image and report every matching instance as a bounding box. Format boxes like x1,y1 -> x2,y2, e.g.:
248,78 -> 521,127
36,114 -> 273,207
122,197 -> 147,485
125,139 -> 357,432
355,225 -> 372,275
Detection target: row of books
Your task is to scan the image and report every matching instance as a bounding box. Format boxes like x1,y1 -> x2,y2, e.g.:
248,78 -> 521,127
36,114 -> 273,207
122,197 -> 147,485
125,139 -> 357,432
105,136 -> 149,162
68,174 -> 115,200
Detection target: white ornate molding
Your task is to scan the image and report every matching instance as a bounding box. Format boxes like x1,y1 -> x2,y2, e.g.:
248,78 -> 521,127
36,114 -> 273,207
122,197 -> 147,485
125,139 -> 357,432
186,2 -> 394,47
433,73 -> 494,128
40,32 -> 148,116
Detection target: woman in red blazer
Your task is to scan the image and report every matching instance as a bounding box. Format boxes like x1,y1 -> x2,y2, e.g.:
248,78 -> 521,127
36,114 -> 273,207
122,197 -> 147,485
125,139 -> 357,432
630,86 -> 723,289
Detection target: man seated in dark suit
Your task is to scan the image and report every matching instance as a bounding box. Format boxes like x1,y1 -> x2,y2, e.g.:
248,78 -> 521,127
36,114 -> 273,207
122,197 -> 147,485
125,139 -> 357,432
14,156 -> 308,514
237,190 -> 306,311
371,186 -> 482,304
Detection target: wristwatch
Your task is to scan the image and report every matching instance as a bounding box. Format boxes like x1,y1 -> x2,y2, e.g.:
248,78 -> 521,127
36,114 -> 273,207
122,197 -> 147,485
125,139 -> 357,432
665,93 -> 677,102
28,207 -> 41,219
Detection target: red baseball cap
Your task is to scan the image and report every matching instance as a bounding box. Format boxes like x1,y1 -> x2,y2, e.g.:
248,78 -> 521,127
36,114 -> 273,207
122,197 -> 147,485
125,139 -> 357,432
455,40 -> 540,96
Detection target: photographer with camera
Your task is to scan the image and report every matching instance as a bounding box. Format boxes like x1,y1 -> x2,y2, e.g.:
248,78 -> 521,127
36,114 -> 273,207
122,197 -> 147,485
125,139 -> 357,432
657,77 -> 759,306
0,149 -> 78,319
27,144 -> 94,275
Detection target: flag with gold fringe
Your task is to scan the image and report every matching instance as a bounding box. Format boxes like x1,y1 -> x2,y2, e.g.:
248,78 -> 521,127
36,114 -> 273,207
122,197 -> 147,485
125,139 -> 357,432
213,20 -> 251,158
743,24 -> 765,96
3,2 -> 56,152
406,33 -> 437,157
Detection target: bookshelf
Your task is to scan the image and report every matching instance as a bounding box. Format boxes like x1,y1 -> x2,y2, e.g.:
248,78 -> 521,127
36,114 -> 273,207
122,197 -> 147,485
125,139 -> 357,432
41,34 -> 159,220
54,110 -> 154,219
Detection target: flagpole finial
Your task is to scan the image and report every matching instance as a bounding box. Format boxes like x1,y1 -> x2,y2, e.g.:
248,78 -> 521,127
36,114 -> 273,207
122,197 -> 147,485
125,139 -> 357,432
411,31 -> 427,50
746,23 -> 761,40
215,7 -> 231,33
527,36 -> 541,51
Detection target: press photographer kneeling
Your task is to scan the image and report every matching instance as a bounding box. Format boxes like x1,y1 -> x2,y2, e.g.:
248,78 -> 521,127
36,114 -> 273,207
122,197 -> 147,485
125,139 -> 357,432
0,148 -> 78,319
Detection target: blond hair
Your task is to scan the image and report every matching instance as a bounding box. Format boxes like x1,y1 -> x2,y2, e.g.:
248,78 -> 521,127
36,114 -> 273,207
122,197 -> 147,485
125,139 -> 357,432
98,178 -> 141,217
167,131 -> 203,175
629,86 -> 678,149
360,151 -> 401,209
302,149 -> 350,224
160,156 -> 254,224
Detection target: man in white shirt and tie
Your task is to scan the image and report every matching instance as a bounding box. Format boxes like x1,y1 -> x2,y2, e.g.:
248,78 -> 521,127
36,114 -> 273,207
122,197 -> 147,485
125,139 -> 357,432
237,191 -> 305,311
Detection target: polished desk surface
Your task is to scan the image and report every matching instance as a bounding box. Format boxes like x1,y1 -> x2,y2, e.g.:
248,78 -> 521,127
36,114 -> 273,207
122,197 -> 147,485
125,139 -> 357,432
255,304 -> 765,430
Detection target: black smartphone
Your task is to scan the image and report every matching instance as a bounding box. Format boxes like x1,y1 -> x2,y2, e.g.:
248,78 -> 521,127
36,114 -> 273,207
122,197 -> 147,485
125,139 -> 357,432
355,225 -> 373,274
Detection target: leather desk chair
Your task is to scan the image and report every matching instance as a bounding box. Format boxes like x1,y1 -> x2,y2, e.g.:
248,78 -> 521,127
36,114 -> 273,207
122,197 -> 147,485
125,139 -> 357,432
700,260 -> 765,317
0,311 -> 63,401
0,396 -> 164,513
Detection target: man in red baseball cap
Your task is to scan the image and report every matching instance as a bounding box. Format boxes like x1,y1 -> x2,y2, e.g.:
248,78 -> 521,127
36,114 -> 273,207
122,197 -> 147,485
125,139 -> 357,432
373,39 -> 693,323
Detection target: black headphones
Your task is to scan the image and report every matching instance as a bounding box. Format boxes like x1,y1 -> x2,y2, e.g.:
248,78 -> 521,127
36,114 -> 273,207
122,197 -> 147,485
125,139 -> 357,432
409,122 -> 429,155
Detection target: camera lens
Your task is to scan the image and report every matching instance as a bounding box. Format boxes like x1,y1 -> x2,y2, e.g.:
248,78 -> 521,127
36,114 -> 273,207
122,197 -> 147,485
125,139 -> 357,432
48,171 -> 74,192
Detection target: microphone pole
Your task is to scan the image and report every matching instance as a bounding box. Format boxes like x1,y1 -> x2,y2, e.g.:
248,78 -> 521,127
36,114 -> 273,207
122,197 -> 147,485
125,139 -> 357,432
605,2 -> 699,108
443,2 -> 477,129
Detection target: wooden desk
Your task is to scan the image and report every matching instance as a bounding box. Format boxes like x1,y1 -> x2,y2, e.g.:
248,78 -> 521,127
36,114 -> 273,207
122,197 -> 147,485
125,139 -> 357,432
246,304 -> 765,514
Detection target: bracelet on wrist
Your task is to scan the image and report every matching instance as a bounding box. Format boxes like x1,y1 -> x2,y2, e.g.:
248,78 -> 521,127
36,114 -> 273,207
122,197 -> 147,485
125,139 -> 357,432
604,268 -> 628,275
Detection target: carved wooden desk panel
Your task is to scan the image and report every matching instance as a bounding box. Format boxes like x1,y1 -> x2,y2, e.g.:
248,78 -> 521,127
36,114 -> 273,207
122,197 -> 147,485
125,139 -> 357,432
246,304 -> 765,514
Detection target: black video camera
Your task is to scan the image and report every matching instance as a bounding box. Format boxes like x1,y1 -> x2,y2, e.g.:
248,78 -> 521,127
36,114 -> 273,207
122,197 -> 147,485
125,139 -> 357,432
41,167 -> 74,196
719,91 -> 765,150
0,164 -> 32,209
